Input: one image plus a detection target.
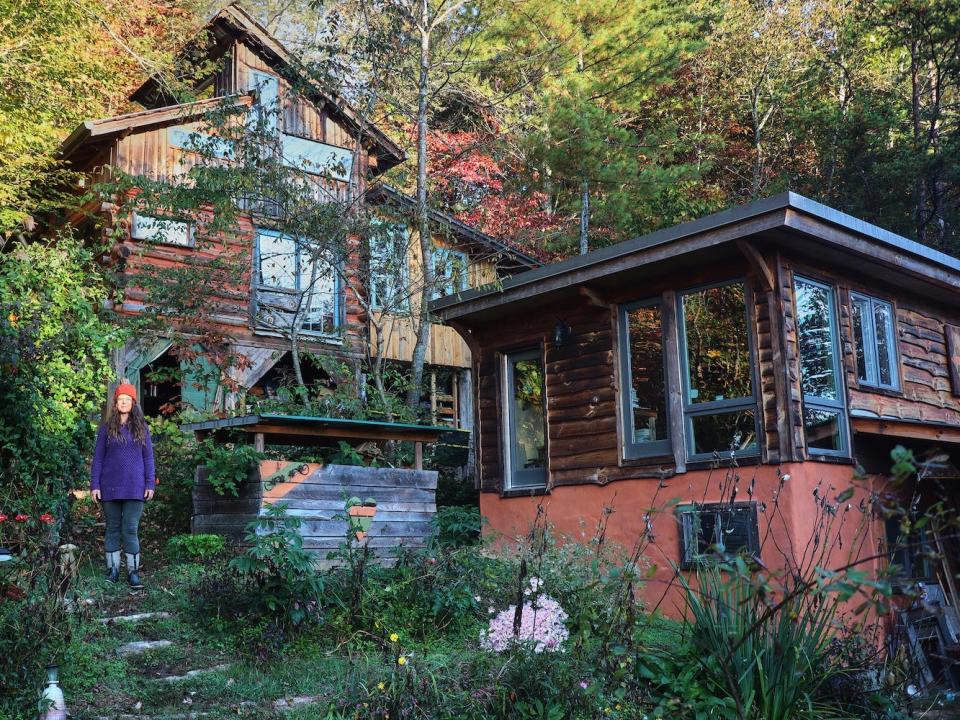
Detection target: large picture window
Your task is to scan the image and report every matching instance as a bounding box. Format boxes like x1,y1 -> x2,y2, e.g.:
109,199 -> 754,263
679,282 -> 758,460
618,299 -> 670,459
503,349 -> 547,489
851,293 -> 899,390
255,229 -> 339,335
795,276 -> 847,456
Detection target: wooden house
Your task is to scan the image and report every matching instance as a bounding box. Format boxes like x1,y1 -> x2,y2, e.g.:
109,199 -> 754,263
434,192 -> 960,620
55,3 -> 538,424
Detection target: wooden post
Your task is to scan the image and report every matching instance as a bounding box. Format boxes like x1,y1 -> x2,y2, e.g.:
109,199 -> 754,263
254,433 -> 265,452
414,441 -> 423,470
430,371 -> 438,425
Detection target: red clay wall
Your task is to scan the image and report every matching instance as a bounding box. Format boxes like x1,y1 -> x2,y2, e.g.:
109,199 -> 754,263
479,461 -> 886,618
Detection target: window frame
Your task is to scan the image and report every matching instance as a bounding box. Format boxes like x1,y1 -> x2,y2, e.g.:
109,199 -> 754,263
130,212 -> 195,248
793,275 -> 849,458
249,70 -> 280,134
617,298 -> 671,460
677,501 -> 761,569
501,347 -> 548,491
253,228 -> 341,336
431,244 -> 469,300
850,292 -> 900,391
677,279 -> 761,463
368,223 -> 410,311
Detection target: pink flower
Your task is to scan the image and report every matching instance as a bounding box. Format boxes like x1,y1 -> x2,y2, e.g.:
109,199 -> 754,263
39,513 -> 54,525
0,514 -> 7,523
14,514 -> 28,523
480,593 -> 569,654
579,680 -> 589,690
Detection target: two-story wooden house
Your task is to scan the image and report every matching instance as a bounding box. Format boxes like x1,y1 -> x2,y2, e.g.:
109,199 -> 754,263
55,3 -> 538,425
434,192 -> 960,620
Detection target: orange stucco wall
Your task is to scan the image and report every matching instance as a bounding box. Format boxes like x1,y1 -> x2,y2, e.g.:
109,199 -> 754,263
480,462 -> 886,618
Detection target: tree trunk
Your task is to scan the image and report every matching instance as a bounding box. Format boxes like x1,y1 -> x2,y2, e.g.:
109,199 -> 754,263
911,38 -> 929,242
579,178 -> 589,255
406,9 -> 434,413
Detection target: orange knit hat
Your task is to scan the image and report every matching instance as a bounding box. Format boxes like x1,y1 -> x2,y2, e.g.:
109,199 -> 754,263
114,382 -> 137,402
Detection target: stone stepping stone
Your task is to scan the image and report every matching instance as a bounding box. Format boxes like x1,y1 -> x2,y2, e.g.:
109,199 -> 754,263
157,664 -> 230,683
274,695 -> 324,710
100,611 -> 172,625
117,640 -> 173,657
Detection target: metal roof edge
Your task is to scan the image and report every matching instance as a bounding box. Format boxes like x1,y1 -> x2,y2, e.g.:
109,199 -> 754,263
432,191 -> 794,316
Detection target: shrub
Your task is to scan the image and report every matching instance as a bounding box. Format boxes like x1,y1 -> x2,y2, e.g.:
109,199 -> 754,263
197,437 -> 265,496
166,533 -> 226,563
139,416 -> 199,549
228,503 -> 325,628
431,505 -> 482,548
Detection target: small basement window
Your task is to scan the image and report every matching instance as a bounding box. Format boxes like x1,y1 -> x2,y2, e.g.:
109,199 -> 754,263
795,276 -> 848,456
851,293 -> 899,390
678,502 -> 760,568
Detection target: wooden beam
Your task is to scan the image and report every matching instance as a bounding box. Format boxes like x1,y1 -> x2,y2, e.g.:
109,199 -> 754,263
254,433 -> 265,452
248,424 -> 443,443
852,417 -> 960,445
736,239 -> 775,292
579,285 -> 609,308
414,442 -> 423,470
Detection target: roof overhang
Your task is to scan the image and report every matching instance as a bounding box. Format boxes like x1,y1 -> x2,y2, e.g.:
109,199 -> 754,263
432,192 -> 960,324
367,184 -> 541,272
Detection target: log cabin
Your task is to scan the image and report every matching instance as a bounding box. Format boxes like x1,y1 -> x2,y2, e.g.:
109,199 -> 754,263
434,192 -> 960,638
54,2 -> 539,425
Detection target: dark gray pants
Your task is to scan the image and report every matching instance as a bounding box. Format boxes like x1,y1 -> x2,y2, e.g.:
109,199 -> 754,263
103,500 -> 144,554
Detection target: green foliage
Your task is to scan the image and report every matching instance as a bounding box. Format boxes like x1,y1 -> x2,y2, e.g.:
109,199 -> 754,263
229,503 -> 325,628
139,416 -> 199,547
197,438 -> 266,496
0,234 -> 117,515
431,504 -> 482,548
166,533 -> 227,562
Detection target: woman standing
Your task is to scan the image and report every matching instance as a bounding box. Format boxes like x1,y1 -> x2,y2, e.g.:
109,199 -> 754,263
90,382 -> 155,589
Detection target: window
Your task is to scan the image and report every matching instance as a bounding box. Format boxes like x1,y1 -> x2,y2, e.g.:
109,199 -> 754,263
131,212 -> 193,247
432,245 -> 469,299
249,70 -> 280,133
851,293 -> 899,390
503,349 -> 547,489
678,502 -> 760,568
794,276 -> 847,456
255,229 -> 339,334
168,126 -> 234,160
280,136 -> 353,181
369,223 -> 409,310
618,299 -> 670,459
678,282 -> 758,459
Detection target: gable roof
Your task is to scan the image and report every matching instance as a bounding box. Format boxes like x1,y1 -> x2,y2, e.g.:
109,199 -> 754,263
433,191 -> 960,322
127,3 -> 404,173
368,184 -> 541,273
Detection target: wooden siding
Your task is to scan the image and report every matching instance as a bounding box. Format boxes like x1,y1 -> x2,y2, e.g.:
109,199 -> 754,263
370,313 -> 471,368
193,461 -> 438,565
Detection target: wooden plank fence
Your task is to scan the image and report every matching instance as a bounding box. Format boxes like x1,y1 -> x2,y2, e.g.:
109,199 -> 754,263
192,461 -> 438,565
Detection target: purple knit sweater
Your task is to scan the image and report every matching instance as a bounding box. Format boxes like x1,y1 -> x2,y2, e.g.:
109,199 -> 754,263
90,423 -> 156,501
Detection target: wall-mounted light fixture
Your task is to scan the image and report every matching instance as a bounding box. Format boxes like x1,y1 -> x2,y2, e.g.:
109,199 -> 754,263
553,320 -> 571,349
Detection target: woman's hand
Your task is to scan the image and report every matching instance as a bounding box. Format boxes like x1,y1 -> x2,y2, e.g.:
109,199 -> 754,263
144,489 -> 155,501
91,489 -> 101,502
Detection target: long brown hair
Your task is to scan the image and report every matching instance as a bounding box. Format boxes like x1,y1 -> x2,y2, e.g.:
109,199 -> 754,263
107,396 -> 148,445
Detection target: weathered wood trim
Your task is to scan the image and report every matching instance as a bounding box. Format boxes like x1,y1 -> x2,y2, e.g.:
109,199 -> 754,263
661,291 -> 686,474
737,239 -> 775,292
852,417 -> 960,444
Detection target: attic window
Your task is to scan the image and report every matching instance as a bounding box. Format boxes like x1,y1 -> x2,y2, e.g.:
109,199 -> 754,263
250,70 -> 279,133
431,245 -> 468,299
678,502 -> 760,568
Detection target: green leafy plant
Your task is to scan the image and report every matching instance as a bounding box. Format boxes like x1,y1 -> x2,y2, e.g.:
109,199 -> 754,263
431,505 -> 482,548
197,439 -> 266,496
166,533 -> 226,562
229,503 -> 325,628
